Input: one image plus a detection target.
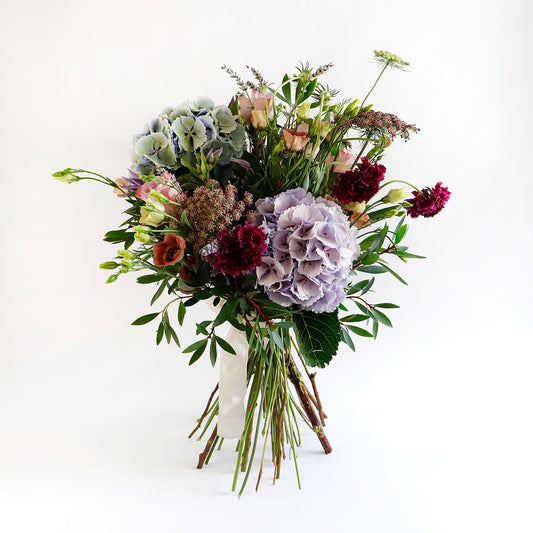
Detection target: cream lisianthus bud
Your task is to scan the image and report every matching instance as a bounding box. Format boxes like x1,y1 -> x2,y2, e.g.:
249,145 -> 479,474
346,201 -> 366,215
384,187 -> 409,204
251,109 -> 268,130
140,200 -> 165,227
296,102 -> 311,121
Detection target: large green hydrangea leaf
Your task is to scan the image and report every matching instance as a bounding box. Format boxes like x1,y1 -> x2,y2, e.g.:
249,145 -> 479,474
293,309 -> 341,368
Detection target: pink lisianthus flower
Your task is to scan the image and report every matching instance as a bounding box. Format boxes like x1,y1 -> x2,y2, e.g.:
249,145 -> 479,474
136,176 -> 180,216
325,149 -> 357,173
238,90 -> 274,123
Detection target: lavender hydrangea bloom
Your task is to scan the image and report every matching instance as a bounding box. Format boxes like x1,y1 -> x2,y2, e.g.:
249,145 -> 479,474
256,188 -> 360,313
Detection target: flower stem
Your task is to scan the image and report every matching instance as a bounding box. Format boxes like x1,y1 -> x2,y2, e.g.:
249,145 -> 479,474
286,354 -> 332,454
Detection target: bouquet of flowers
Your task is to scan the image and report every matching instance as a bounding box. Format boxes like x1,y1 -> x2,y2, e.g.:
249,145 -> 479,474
54,51 -> 450,495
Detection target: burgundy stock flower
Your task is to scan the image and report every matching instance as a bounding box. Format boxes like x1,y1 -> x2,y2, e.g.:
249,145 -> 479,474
212,223 -> 267,277
405,182 -> 451,218
332,157 -> 386,204
153,233 -> 186,267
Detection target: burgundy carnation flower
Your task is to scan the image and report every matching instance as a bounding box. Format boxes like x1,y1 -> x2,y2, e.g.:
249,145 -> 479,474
212,223 -> 267,277
331,157 -> 386,204
405,182 -> 451,218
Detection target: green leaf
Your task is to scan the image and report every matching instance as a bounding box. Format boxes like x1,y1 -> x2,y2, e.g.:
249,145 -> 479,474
124,232 -> 135,249
215,335 -> 236,355
282,73 -> 291,102
137,274 -> 164,284
156,322 -> 164,345
393,250 -> 426,259
277,321 -> 296,329
131,313 -> 159,325
373,309 -> 393,328
293,309 -> 341,368
374,303 -> 400,309
395,224 -> 408,244
163,312 -> 172,343
347,279 -> 369,294
356,265 -> 388,274
210,286 -> 228,297
355,301 -> 373,316
341,314 -> 368,323
150,280 -> 167,306
183,338 -> 208,353
296,79 -> 317,104
210,338 -> 217,366
178,301 -> 186,326
188,345 -> 206,365
370,224 -> 388,252
104,229 -> 128,243
360,277 -> 375,296
271,329 -> 285,351
361,252 -> 380,265
372,319 -> 379,339
345,325 -> 373,337
378,262 -> 408,285
196,320 -> 211,335
168,325 -> 180,347
213,299 -> 238,328
341,328 -> 356,351
191,290 -> 212,301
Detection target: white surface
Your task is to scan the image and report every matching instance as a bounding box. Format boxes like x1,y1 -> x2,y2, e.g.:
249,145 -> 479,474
1,0 -> 532,531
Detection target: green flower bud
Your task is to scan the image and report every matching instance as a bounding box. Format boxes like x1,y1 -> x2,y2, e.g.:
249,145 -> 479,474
134,232 -> 152,244
149,190 -> 170,203
99,261 -> 119,270
362,104 -> 374,112
105,274 -> 119,284
117,249 -> 135,260
132,225 -> 151,233
384,208 -> 399,218
121,259 -> 134,268
383,187 -> 409,204
345,99 -> 360,116
52,168 -> 80,184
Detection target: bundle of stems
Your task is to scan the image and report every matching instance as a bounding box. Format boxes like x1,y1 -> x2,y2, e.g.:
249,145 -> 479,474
189,321 -> 331,496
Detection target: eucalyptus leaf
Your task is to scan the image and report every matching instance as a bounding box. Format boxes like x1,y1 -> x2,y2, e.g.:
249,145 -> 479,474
131,313 -> 160,326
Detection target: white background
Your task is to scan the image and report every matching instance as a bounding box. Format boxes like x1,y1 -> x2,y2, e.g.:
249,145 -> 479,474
1,0 -> 532,531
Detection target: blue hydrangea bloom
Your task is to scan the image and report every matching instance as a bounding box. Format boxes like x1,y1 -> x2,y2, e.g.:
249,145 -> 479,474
256,188 -> 360,313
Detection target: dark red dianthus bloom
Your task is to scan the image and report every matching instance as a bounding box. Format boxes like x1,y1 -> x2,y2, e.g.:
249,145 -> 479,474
405,182 -> 451,218
331,157 -> 386,204
212,223 -> 267,277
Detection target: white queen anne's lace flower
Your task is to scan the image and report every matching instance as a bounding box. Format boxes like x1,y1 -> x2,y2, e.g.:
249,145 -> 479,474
256,188 -> 360,313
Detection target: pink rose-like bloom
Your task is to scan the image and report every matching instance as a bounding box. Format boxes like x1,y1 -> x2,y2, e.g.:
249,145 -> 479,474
405,182 -> 451,218
283,129 -> 309,152
238,90 -> 274,123
136,176 -> 180,216
325,149 -> 357,173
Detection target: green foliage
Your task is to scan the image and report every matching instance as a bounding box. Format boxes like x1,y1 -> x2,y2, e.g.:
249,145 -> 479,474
293,309 -> 341,368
